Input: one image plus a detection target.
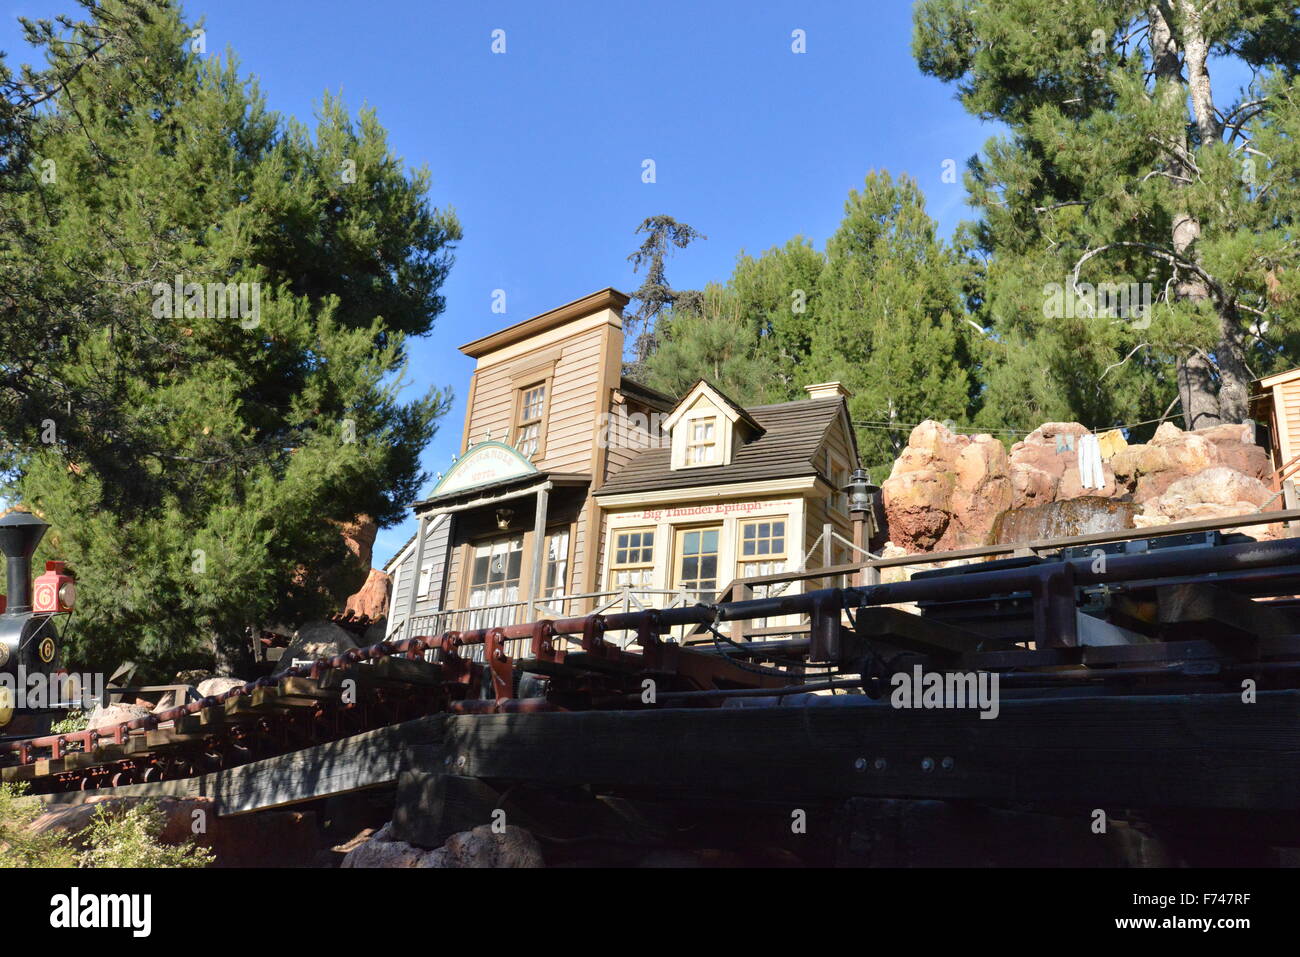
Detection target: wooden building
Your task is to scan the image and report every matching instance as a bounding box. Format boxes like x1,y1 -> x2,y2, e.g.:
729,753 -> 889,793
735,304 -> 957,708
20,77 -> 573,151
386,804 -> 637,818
385,288 -> 862,643
1256,366 -> 1300,475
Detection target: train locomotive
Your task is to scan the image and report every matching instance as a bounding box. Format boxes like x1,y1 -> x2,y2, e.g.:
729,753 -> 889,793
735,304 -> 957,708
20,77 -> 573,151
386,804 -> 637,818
0,510 -> 75,728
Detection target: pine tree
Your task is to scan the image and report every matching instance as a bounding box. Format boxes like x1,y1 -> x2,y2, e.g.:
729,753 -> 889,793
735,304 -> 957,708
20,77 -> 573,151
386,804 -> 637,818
914,0 -> 1300,430
1,1 -> 460,676
625,215 -> 706,366
728,237 -> 827,398
809,172 -> 977,472
639,283 -> 788,404
635,175 -> 983,474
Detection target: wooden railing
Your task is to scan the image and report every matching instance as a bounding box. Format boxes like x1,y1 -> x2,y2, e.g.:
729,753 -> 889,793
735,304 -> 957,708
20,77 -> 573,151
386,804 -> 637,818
406,587 -> 715,658
400,507 -> 1300,659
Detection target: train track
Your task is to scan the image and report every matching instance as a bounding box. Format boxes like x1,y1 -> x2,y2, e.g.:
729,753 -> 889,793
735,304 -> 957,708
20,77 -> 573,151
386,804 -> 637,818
11,532 -> 1300,797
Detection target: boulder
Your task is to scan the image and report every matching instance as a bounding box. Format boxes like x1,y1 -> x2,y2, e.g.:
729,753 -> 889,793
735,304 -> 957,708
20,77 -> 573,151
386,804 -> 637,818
949,436 -> 1014,545
196,677 -> 246,699
1133,467 -> 1278,539
274,620 -> 358,674
341,822 -> 544,868
339,514 -> 378,567
1008,422 -> 1116,508
435,824 -> 544,868
86,703 -> 152,731
881,468 -> 955,552
1111,422 -> 1271,501
882,420 -> 974,552
340,822 -> 433,868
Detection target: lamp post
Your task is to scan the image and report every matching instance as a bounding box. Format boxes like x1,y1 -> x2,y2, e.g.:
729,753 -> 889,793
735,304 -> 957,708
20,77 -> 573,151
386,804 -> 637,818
841,468 -> 880,586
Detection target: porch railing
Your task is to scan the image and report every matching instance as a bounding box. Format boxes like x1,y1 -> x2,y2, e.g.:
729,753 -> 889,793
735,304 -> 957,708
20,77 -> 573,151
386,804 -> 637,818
406,587 -> 718,659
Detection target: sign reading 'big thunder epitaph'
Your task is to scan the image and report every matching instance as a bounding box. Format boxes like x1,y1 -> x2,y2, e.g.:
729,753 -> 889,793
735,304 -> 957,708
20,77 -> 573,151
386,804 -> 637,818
431,440 -> 538,496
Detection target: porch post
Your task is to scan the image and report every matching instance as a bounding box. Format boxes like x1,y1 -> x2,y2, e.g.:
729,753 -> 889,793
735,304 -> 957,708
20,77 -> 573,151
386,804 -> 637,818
823,522 -> 834,588
405,513 -> 429,640
527,484 -> 550,617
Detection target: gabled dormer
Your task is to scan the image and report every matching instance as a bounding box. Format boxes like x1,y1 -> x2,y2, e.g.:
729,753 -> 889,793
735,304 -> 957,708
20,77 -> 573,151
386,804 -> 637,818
663,380 -> 765,470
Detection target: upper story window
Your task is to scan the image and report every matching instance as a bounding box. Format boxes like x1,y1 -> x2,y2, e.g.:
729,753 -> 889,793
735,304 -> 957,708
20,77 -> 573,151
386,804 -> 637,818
827,451 -> 849,515
665,382 -> 764,472
515,382 -> 547,458
686,417 -> 718,465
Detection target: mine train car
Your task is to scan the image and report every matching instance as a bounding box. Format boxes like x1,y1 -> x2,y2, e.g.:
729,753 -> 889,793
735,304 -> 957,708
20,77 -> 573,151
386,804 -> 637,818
0,510 -> 76,728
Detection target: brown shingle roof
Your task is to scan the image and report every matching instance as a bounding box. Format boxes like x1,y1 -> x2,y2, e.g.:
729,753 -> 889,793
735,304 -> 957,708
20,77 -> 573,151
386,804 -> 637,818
595,396 -> 846,496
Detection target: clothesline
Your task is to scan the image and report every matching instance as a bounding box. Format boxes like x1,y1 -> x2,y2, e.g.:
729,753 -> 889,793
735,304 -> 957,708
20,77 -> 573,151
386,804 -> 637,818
850,412 -> 1183,441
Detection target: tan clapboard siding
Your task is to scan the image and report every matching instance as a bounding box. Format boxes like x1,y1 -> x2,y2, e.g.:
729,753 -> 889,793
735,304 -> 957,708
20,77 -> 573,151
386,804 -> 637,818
603,397 -> 658,481
1282,379 -> 1300,464
570,503 -> 587,594
462,323 -> 602,459
533,326 -> 605,473
465,362 -> 519,447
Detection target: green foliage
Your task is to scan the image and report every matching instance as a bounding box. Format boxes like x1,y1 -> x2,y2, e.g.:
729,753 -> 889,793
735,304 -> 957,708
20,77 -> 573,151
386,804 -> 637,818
80,801 -> 213,868
49,710 -> 88,735
638,173 -> 985,474
0,784 -> 212,868
0,783 -> 78,868
913,0 -> 1300,428
640,284 -> 788,404
806,172 -> 978,471
0,1 -> 459,676
626,215 -> 706,363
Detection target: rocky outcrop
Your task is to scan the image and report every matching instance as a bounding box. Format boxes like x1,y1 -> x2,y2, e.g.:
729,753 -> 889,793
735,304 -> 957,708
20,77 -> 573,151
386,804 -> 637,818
196,677 -> 246,699
882,421 -> 1012,552
882,419 -> 1279,553
1008,423 -> 1119,507
273,620 -> 358,674
1111,421 -> 1269,500
86,703 -> 153,731
1134,466 -> 1281,539
345,568 -> 391,621
341,821 -> 544,868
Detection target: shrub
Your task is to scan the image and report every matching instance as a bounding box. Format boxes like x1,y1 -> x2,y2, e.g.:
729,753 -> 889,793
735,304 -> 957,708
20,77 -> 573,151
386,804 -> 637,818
0,785 -> 213,868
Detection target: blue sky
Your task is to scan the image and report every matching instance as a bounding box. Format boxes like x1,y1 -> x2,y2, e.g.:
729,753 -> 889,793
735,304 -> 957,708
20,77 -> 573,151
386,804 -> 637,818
1,0 -> 994,565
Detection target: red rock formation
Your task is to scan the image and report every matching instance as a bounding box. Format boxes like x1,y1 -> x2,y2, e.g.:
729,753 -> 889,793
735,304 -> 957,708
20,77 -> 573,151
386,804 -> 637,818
345,567 -> 391,621
882,419 -> 1280,553
882,421 -> 1011,552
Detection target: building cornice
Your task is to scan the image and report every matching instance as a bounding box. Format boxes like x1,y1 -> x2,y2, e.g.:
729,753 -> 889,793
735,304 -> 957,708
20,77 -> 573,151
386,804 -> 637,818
459,288 -> 630,358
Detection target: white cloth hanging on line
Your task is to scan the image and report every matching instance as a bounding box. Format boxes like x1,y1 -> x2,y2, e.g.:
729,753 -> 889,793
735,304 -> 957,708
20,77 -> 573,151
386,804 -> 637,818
1077,432 -> 1105,490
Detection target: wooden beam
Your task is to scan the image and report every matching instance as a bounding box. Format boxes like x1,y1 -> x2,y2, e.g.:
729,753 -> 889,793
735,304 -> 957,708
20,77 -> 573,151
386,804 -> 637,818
852,606 -> 1020,659
1157,582 -> 1300,651
417,691 -> 1300,811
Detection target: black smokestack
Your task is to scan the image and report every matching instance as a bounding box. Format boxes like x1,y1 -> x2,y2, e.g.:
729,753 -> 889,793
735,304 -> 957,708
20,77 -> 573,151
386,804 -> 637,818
0,511 -> 48,614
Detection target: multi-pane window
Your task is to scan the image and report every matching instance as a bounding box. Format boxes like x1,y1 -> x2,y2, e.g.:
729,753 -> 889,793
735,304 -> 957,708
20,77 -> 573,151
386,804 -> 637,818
740,519 -> 788,628
828,454 -> 849,514
515,383 -> 546,458
467,536 -> 522,610
609,528 -> 655,590
676,527 -> 720,595
739,519 -> 786,565
542,530 -> 570,599
686,418 -> 717,464
739,519 -> 788,584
